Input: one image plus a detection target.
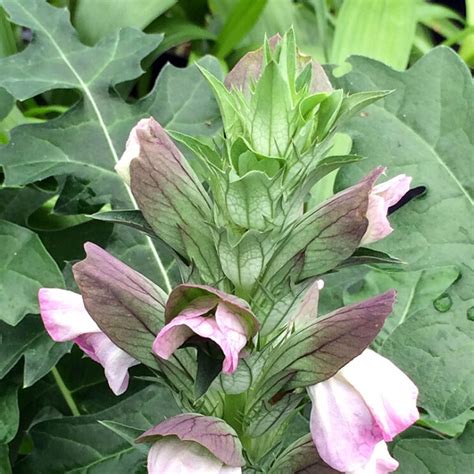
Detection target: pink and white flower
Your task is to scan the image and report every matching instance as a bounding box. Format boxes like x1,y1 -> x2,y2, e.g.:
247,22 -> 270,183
362,174 -> 412,245
137,413 -> 244,474
38,288 -> 138,395
308,349 -> 419,473
152,284 -> 259,374
147,438 -> 241,474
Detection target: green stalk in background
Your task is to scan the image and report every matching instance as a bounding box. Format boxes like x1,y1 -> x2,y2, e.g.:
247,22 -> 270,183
460,0 -> 474,66
213,0 -> 268,59
0,6 -> 15,56
331,0 -> 417,70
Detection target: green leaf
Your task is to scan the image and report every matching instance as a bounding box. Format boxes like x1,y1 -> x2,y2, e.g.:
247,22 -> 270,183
220,358 -> 253,395
0,316 -> 71,386
0,380 -> 18,444
0,444 -> 11,474
54,176 -> 108,215
0,0 -> 222,292
343,266 -> 460,347
0,220 -> 64,325
334,48 -> 473,305
90,209 -> 155,237
392,422 -> 474,473
337,90 -> 392,124
381,303 -> 474,421
0,5 -> 16,57
420,409 -> 474,437
210,0 -> 326,60
0,184 -> 52,227
315,89 -> 343,140
0,87 -> 13,120
98,420 -> 147,450
148,16 -> 216,58
249,60 -> 292,156
16,385 -> 179,473
74,0 -> 177,45
339,247 -> 403,269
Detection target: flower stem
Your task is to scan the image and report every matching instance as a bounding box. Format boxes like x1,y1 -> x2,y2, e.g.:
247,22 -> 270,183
51,367 -> 80,416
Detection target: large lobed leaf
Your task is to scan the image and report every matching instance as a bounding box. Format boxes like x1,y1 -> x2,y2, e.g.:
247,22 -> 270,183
334,47 -> 473,307
0,317 -> 71,387
0,0 -> 222,292
333,47 -> 474,421
16,385 -> 179,473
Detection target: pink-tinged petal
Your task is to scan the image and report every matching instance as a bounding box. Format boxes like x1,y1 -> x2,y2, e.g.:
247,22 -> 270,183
152,319 -> 194,359
77,333 -> 139,395
215,303 -> 249,374
215,303 -> 248,337
340,350 -> 419,440
38,288 -> 100,342
115,118 -> 151,184
308,377 -> 383,472
165,284 -> 257,334
362,174 -> 412,245
158,284 -> 257,374
373,175 -> 412,207
153,312 -> 246,375
147,438 -> 226,474
362,193 -> 392,245
73,242 -> 167,369
74,334 -> 101,363
348,441 -> 399,474
39,289 -> 138,395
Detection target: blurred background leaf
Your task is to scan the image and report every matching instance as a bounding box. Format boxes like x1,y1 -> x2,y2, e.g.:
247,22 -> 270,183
331,0 -> 418,70
73,0 -> 177,45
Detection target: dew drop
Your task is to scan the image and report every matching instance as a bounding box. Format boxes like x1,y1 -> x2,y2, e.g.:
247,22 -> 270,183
467,307 -> 474,321
433,293 -> 452,312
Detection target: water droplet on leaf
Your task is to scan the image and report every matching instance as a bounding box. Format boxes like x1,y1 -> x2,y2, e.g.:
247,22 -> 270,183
433,293 -> 452,312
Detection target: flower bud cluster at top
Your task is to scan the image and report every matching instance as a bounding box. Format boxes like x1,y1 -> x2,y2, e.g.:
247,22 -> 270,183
193,31 -> 340,234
